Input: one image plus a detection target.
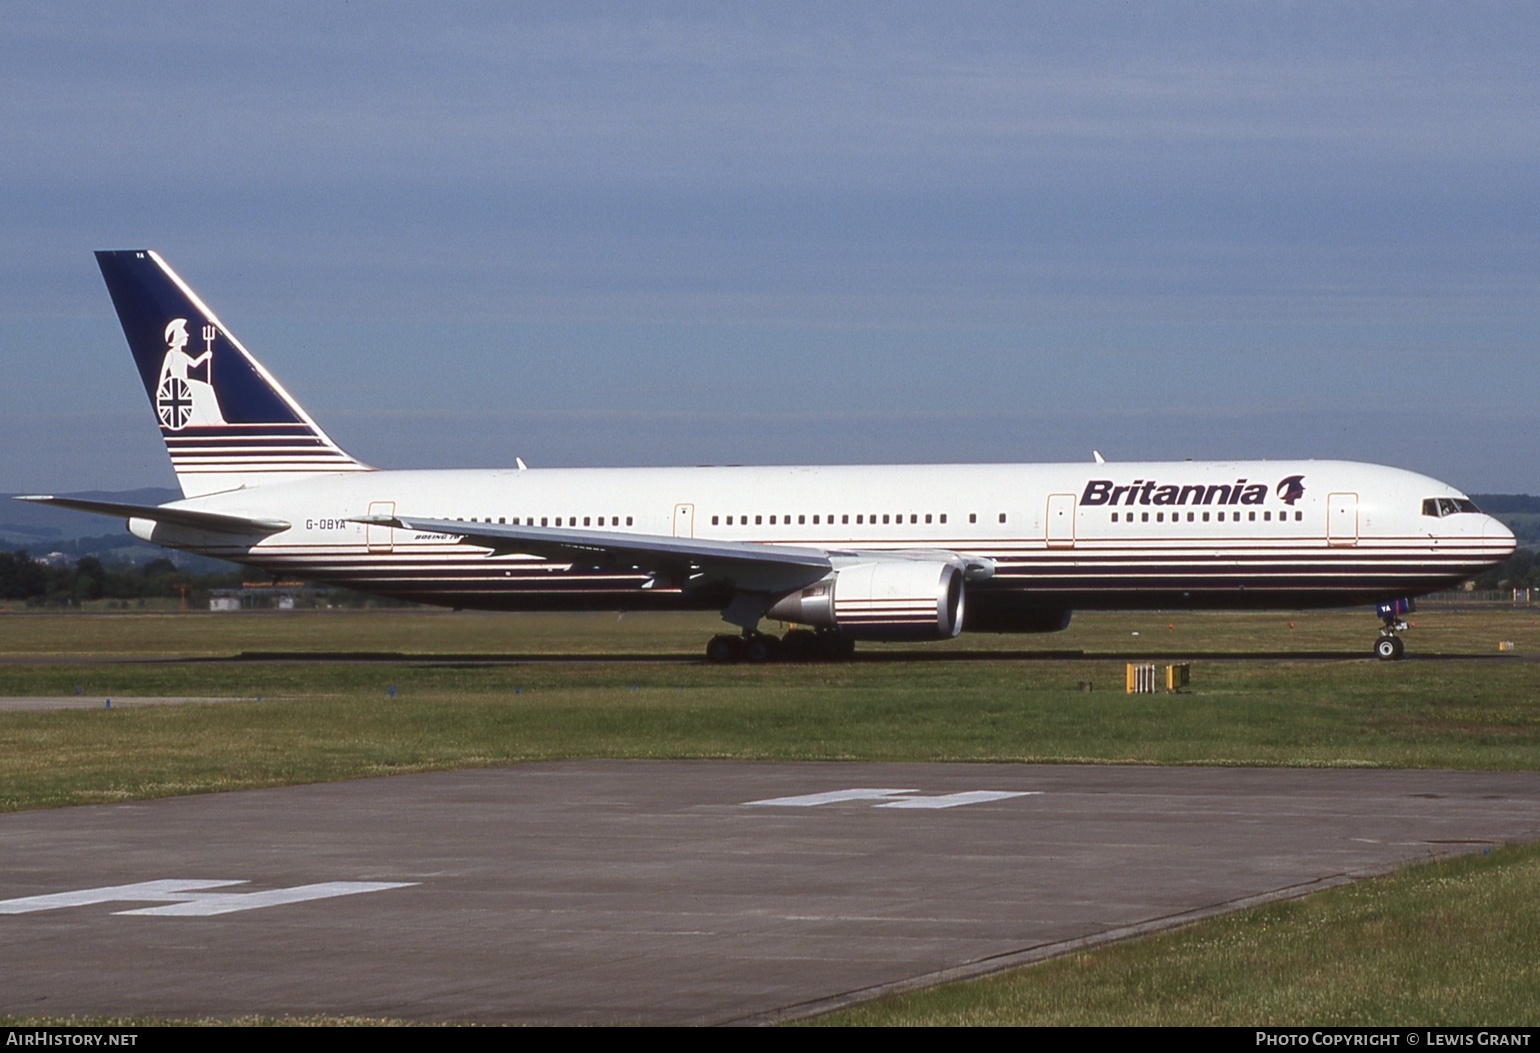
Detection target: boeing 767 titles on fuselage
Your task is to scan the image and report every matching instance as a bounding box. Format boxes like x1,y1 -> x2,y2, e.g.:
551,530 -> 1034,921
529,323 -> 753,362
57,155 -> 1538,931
19,250 -> 1517,661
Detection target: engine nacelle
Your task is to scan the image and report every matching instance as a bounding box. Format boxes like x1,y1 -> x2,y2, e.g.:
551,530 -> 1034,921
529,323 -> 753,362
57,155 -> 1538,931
765,560 -> 965,641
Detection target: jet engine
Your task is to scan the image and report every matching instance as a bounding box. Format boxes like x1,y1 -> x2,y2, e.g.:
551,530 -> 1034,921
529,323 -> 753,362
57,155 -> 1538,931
764,560 -> 964,640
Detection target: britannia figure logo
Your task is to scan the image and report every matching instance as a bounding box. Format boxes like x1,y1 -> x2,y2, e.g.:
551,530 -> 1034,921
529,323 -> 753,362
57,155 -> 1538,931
155,318 -> 226,429
1276,475 -> 1306,505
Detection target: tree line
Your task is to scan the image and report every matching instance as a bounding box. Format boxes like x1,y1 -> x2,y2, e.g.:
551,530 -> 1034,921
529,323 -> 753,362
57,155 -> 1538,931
0,550 -> 244,607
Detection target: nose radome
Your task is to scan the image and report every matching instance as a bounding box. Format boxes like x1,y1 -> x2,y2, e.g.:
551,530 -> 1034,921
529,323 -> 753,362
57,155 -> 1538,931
1484,516 -> 1517,553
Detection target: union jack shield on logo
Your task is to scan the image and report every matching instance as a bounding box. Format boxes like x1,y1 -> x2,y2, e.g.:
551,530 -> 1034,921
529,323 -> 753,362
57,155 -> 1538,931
157,375 -> 194,429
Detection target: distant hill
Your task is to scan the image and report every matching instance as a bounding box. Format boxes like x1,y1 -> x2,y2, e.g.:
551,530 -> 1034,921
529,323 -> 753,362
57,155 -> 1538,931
1471,494 -> 1540,516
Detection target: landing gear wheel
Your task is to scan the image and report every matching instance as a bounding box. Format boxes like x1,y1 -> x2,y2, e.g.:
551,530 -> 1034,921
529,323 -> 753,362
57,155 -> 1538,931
745,633 -> 781,664
1374,635 -> 1404,662
816,632 -> 856,661
780,629 -> 818,662
707,634 -> 745,664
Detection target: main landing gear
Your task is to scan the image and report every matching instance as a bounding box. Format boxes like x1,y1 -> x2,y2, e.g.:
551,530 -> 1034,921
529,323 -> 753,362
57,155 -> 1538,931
705,629 -> 857,664
1373,598 -> 1414,661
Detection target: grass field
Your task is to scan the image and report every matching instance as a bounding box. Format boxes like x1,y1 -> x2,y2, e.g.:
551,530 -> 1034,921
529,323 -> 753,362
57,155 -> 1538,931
4,603 -> 1537,658
2,605 -> 1538,1025
809,841 -> 1540,1026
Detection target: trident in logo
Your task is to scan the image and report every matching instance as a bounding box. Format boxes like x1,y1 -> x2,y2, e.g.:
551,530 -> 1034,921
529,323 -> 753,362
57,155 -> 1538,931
202,323 -> 217,355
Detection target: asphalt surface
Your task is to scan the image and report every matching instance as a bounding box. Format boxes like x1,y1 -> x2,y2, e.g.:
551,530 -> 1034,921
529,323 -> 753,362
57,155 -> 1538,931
3,761 -> 1538,1025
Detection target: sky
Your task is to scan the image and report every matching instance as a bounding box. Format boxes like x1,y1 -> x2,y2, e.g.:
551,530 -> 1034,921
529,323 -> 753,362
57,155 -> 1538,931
4,2 -> 1538,494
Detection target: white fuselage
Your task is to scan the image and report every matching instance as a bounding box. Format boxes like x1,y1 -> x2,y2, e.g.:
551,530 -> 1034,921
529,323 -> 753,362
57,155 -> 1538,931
133,458 -> 1515,628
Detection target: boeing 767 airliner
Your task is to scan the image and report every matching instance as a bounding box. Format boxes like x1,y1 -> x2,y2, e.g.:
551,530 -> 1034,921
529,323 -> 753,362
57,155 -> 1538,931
19,250 -> 1517,661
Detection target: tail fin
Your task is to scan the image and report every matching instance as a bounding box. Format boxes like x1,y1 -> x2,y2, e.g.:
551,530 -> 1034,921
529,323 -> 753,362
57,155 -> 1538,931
95,250 -> 371,498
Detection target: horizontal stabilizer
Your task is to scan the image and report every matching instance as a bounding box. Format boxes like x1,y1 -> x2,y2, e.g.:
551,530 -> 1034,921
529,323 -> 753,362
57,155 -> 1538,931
15,495 -> 290,536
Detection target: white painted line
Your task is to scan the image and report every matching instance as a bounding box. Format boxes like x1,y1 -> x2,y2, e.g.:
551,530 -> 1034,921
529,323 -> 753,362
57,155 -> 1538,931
117,881 -> 418,916
744,788 -> 918,807
875,791 -> 1039,809
0,879 -> 417,917
743,788 -> 1042,809
0,880 -> 245,914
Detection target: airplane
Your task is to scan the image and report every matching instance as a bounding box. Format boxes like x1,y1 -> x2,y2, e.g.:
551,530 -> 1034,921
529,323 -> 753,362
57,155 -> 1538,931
18,249 -> 1518,663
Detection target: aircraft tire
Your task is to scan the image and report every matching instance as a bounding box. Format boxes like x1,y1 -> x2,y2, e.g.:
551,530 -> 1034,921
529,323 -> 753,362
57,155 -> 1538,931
1374,636 -> 1404,661
780,629 -> 818,662
817,632 -> 856,661
707,634 -> 745,664
745,633 -> 781,664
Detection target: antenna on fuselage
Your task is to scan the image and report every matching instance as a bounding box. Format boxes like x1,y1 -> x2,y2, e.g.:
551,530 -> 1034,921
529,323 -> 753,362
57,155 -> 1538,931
1093,450 -> 1106,464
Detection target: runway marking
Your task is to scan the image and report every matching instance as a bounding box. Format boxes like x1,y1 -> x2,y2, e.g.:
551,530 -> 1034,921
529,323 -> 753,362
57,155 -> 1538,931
744,788 -> 1038,809
876,790 -> 1037,809
0,879 -> 417,917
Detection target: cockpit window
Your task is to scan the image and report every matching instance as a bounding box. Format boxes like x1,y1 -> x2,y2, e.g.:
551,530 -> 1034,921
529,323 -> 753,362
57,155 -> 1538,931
1422,497 -> 1482,517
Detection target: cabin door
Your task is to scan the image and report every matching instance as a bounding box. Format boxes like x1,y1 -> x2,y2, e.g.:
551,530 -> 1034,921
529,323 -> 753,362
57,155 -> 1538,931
1327,492 -> 1359,546
672,503 -> 696,538
1046,493 -> 1077,549
367,500 -> 395,554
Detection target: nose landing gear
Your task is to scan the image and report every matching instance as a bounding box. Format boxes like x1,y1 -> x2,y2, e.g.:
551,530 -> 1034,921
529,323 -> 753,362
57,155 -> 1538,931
1373,598 -> 1414,661
1374,633 -> 1405,661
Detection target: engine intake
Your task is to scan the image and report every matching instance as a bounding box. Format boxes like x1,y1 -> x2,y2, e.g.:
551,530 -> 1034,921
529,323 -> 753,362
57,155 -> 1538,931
765,560 -> 965,641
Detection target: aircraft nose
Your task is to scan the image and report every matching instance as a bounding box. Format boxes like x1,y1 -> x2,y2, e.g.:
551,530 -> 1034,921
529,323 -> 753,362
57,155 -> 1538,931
1484,515 -> 1517,555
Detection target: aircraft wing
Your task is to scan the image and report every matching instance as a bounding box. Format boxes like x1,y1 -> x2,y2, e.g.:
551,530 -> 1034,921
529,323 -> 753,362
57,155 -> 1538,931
363,514 -> 837,593
359,515 -> 996,595
14,495 -> 291,536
